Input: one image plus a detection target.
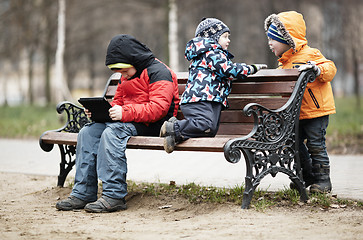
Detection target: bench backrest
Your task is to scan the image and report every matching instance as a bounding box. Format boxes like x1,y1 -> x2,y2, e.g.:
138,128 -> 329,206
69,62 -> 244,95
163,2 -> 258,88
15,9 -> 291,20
102,69 -> 300,137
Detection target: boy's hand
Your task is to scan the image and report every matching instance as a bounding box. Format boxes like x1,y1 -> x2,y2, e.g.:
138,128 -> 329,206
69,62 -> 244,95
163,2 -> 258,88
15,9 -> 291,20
84,108 -> 92,119
109,105 -> 123,121
251,64 -> 268,74
298,61 -> 321,76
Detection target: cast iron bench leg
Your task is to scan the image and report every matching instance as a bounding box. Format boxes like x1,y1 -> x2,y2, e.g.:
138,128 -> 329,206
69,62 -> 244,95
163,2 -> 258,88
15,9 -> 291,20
57,144 -> 76,187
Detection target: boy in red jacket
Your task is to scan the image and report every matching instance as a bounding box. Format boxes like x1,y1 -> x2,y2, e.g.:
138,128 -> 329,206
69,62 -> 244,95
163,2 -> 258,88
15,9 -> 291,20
56,34 -> 180,212
265,11 -> 337,193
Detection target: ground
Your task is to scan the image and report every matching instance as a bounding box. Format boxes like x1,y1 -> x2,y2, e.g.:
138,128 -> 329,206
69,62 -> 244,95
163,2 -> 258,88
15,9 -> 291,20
0,172 -> 362,240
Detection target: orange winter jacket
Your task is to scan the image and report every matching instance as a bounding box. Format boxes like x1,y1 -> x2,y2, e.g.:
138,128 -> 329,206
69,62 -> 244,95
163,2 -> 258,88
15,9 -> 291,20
265,11 -> 337,120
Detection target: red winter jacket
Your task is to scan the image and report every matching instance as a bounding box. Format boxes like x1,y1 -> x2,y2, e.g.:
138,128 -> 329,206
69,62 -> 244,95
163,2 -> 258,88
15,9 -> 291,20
106,34 -> 179,136
111,60 -> 179,124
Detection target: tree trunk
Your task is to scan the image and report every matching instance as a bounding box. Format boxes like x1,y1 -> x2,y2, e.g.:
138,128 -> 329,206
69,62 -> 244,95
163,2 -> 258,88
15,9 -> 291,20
54,0 -> 72,103
28,48 -> 35,104
168,0 -> 179,71
352,49 -> 360,109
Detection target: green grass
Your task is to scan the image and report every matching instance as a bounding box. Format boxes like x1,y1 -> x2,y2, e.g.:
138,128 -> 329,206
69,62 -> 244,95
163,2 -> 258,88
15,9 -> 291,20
127,181 -> 363,211
327,96 -> 363,135
65,177 -> 363,211
325,97 -> 363,153
0,105 -> 65,138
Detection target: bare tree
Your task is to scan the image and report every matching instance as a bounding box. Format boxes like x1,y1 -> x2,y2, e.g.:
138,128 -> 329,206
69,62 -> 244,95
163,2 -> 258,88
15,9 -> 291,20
54,0 -> 72,102
168,0 -> 179,71
346,0 -> 362,109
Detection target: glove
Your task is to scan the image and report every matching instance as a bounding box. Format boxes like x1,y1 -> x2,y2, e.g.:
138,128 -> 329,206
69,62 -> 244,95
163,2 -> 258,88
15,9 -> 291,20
250,64 -> 268,74
298,61 -> 321,76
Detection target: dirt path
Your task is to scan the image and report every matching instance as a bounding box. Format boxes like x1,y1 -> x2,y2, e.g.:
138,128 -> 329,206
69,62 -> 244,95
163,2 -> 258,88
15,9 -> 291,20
0,172 -> 362,240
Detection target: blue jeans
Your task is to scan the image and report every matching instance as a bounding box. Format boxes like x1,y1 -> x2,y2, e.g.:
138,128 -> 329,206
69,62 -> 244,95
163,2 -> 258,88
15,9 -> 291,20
299,115 -> 330,167
71,122 -> 137,202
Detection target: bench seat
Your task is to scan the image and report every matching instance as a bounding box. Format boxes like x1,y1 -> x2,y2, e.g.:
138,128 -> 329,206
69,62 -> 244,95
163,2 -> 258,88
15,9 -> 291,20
41,131 -> 234,152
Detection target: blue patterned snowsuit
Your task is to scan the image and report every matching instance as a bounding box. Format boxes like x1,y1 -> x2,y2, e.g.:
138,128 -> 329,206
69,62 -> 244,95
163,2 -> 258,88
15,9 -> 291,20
182,37 -> 254,108
173,37 -> 254,141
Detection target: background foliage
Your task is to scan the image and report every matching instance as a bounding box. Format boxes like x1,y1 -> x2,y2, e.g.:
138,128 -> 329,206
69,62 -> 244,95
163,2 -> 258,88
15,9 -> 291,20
0,0 -> 362,106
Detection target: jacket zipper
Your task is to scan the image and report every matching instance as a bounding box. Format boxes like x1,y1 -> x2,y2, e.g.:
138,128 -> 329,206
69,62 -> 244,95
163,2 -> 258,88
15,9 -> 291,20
307,88 -> 320,109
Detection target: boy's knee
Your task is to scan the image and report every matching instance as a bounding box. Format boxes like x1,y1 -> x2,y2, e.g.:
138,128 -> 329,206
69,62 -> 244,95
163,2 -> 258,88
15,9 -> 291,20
78,124 -> 93,140
203,121 -> 219,137
101,127 -> 116,140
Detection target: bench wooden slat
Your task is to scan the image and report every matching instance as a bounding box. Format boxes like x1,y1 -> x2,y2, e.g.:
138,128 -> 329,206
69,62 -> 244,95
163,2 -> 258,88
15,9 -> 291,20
127,136 -> 232,152
248,68 -> 299,81
176,69 -> 299,84
227,97 -> 289,110
230,81 -> 295,95
177,111 -> 254,123
41,131 -> 233,152
41,132 -> 78,145
217,123 -> 253,135
105,70 -> 299,98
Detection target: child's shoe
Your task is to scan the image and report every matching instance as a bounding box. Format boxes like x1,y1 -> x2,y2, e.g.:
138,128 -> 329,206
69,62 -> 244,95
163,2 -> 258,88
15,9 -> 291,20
309,164 -> 332,193
164,134 -> 176,153
159,119 -> 176,137
56,196 -> 91,211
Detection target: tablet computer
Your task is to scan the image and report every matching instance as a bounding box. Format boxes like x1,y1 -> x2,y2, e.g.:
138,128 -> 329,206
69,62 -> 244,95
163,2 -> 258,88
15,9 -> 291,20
78,97 -> 114,122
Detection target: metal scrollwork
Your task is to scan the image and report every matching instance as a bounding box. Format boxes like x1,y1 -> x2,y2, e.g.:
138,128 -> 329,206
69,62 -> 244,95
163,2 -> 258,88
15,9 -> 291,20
40,101 -> 91,186
224,69 -> 315,209
57,144 -> 77,187
56,101 -> 90,133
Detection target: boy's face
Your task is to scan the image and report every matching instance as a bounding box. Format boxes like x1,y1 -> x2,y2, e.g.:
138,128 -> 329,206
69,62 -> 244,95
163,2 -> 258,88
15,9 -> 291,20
268,38 -> 290,57
113,67 -> 137,79
218,32 -> 230,50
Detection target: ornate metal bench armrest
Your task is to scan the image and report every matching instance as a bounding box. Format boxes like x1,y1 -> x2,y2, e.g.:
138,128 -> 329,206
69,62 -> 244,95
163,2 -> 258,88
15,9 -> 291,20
224,69 -> 316,164
224,103 -> 285,164
39,101 -> 90,152
55,101 -> 90,133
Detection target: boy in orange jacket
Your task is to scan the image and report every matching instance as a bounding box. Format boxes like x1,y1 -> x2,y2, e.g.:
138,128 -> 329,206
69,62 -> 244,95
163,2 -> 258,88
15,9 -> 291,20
264,11 -> 337,193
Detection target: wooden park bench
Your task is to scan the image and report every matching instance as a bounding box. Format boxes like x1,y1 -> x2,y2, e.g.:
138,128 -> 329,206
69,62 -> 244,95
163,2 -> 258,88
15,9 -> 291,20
39,68 -> 316,209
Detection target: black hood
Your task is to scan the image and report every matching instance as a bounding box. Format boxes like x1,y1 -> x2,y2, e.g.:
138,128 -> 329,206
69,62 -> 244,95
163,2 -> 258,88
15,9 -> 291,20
105,34 -> 155,77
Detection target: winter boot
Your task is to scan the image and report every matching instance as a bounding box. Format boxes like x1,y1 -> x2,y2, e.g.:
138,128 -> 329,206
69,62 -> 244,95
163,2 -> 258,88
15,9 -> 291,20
309,164 -> 332,193
290,158 -> 315,190
159,117 -> 177,137
159,121 -> 177,153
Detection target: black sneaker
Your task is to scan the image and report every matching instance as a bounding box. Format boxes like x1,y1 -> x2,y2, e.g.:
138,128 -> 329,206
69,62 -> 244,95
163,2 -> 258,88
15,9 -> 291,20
84,196 -> 127,213
56,196 -> 91,211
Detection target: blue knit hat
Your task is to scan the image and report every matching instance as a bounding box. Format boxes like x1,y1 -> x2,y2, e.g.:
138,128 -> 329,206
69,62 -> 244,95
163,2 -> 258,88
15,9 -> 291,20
195,18 -> 230,42
267,23 -> 288,45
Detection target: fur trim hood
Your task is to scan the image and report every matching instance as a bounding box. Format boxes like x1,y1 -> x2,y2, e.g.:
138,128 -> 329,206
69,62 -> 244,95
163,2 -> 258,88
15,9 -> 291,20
264,11 -> 307,52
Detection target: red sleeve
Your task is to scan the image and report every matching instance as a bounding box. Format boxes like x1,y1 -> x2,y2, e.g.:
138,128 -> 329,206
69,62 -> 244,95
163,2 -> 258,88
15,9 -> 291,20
120,80 -> 175,123
110,83 -> 124,107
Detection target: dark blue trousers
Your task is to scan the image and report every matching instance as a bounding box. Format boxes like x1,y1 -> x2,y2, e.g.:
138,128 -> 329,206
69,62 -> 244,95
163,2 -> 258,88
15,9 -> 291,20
175,101 -> 223,141
299,115 -> 330,167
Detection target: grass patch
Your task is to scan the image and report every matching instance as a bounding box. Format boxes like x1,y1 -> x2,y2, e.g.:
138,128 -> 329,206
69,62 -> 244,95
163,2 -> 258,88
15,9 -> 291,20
325,97 -> 363,153
0,105 -> 65,138
328,96 -> 363,136
127,181 -> 363,211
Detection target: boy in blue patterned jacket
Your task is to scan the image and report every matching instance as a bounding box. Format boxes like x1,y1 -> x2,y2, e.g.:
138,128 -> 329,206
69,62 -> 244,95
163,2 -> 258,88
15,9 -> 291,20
160,18 -> 267,153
